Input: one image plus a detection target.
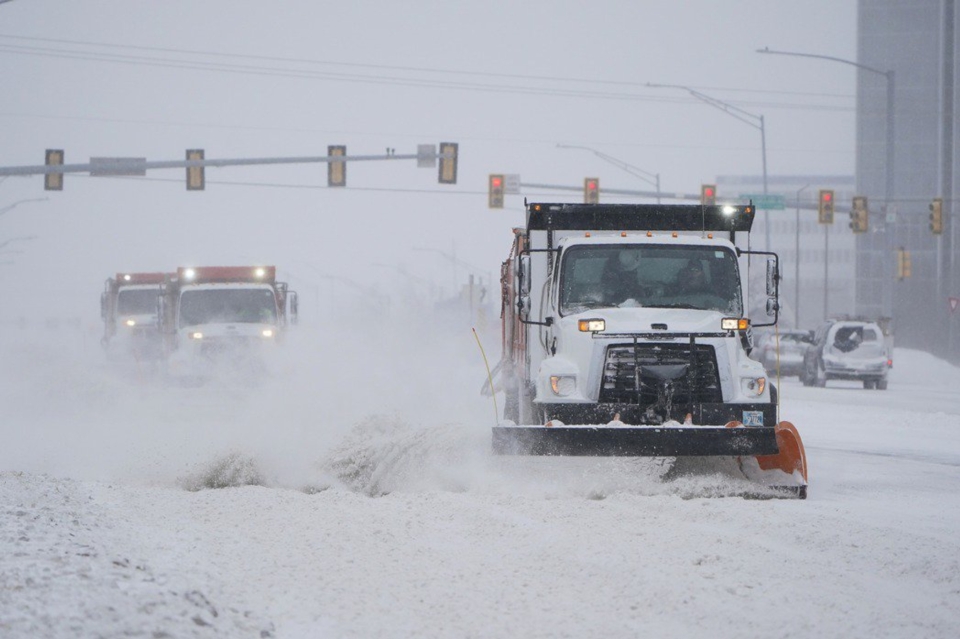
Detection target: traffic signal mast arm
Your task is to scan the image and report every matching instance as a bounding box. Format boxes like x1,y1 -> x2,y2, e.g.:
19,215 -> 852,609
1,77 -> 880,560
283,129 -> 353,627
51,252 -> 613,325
2,144 -> 459,190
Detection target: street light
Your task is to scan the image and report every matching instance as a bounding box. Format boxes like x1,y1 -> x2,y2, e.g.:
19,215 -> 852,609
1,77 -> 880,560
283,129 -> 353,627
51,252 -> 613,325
556,144 -> 662,203
758,46 -> 896,319
0,197 -> 48,218
646,83 -> 769,249
756,47 -> 894,205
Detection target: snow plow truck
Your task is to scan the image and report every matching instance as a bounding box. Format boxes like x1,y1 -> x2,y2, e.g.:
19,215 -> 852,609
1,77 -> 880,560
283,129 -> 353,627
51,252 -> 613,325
159,266 -> 298,379
101,272 -> 169,360
486,202 -> 808,498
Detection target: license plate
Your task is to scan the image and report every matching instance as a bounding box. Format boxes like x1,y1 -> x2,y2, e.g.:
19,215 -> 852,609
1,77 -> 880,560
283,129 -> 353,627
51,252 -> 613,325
742,411 -> 764,426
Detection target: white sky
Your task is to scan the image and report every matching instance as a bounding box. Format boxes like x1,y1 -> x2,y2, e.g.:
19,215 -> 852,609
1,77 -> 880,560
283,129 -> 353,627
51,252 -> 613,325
0,1 -> 858,320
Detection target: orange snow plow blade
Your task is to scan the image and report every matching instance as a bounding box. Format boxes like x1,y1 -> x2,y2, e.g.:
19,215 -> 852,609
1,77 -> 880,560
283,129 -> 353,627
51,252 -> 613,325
756,421 -> 807,482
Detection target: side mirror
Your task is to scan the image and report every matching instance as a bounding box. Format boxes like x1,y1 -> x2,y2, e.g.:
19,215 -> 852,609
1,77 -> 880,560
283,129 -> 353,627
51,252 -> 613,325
289,291 -> 299,325
765,258 -> 778,296
766,297 -> 780,317
518,254 -> 531,296
519,294 -> 531,319
100,292 -> 107,321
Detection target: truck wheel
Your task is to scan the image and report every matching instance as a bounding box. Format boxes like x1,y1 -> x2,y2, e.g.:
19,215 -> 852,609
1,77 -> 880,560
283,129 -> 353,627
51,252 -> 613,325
877,378 -> 888,390
814,361 -> 827,388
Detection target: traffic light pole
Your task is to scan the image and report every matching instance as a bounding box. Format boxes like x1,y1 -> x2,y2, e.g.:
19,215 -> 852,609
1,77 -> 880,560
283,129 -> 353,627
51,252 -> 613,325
0,145 -> 458,190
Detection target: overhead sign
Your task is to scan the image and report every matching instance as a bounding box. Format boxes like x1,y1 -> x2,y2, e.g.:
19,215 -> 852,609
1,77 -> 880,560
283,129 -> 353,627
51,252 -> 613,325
739,193 -> 785,210
504,174 -> 521,195
90,157 -> 147,177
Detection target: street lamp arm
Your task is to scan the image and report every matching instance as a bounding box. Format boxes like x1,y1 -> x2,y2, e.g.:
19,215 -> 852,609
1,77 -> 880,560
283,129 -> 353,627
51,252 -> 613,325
0,197 -> 48,218
756,46 -> 890,78
646,82 -> 762,130
556,144 -> 660,188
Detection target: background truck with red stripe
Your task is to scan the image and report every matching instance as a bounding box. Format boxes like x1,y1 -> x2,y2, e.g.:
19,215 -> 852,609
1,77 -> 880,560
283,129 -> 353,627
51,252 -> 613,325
101,272 -> 168,360
159,265 -> 298,378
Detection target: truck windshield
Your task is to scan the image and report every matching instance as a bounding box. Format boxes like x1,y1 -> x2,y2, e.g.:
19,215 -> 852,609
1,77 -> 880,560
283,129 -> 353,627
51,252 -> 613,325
117,289 -> 159,315
559,244 -> 742,316
179,289 -> 278,326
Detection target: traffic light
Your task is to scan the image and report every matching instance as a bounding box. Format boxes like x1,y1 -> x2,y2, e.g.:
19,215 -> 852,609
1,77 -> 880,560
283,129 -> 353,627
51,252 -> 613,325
849,195 -> 868,233
818,189 -> 835,224
185,149 -> 205,191
328,145 -> 346,187
896,247 -> 912,279
929,197 -> 943,234
488,174 -> 504,209
584,178 -> 600,204
44,149 -> 64,191
438,142 -> 458,184
700,184 -> 716,206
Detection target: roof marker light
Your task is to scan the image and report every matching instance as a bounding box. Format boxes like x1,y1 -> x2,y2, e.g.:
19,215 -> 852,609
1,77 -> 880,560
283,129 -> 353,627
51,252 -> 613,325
255,267 -> 266,278
646,231 -> 653,237
584,232 -> 591,237
123,274 -> 132,281
183,268 -> 196,280
620,231 -> 627,237
672,232 -> 678,238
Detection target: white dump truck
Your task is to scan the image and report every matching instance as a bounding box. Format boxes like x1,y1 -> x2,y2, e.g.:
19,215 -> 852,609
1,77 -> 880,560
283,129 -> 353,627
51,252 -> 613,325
159,265 -> 298,379
101,271 -> 168,360
487,202 -> 807,497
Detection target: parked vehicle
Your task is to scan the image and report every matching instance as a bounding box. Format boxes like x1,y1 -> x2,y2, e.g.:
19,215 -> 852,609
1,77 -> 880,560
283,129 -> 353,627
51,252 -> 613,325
800,319 -> 890,389
755,328 -> 814,377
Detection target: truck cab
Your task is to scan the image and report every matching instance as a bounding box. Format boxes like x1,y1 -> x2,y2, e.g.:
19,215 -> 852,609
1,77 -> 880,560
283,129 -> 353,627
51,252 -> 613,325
495,202 -> 786,459
160,266 -> 298,378
101,272 -> 168,360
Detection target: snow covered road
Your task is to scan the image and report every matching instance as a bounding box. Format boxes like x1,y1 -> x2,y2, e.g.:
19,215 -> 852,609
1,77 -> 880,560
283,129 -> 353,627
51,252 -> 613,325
2,327 -> 959,638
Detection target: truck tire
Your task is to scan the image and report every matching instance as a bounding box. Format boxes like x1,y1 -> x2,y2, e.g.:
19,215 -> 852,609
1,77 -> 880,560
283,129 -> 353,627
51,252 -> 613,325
814,360 -> 827,388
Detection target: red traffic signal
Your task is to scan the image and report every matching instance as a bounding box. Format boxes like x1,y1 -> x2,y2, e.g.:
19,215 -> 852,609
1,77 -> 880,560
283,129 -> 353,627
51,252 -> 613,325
584,178 -> 599,204
488,174 -> 505,209
818,189 -> 835,224
700,184 -> 716,206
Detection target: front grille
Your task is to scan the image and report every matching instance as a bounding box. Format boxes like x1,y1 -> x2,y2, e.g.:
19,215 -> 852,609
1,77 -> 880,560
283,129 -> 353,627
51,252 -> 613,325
200,337 -> 258,358
599,342 -> 722,404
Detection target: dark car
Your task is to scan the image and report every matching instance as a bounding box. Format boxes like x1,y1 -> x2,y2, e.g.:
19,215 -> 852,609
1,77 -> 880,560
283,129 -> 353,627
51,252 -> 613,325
800,319 -> 891,389
754,329 -> 814,377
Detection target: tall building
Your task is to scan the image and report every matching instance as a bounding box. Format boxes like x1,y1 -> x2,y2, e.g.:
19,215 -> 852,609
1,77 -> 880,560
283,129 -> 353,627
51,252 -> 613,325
857,0 -> 959,361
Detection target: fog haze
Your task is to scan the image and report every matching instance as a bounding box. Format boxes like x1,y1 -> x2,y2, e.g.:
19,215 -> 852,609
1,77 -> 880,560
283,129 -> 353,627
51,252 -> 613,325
1,0 -> 857,322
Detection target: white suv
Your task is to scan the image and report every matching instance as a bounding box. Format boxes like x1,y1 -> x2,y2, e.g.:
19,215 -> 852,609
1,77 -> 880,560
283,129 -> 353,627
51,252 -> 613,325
800,319 -> 891,389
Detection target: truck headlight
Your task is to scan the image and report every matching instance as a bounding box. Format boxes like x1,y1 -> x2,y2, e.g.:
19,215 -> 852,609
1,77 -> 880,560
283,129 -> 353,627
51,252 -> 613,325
741,377 -> 766,397
261,329 -> 274,338
550,375 -> 576,397
125,319 -> 136,327
722,318 -> 750,331
578,319 -> 605,332
189,331 -> 203,340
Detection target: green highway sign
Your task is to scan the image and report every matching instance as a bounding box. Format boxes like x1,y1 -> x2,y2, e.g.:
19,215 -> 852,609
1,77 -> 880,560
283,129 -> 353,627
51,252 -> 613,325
740,193 -> 786,210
